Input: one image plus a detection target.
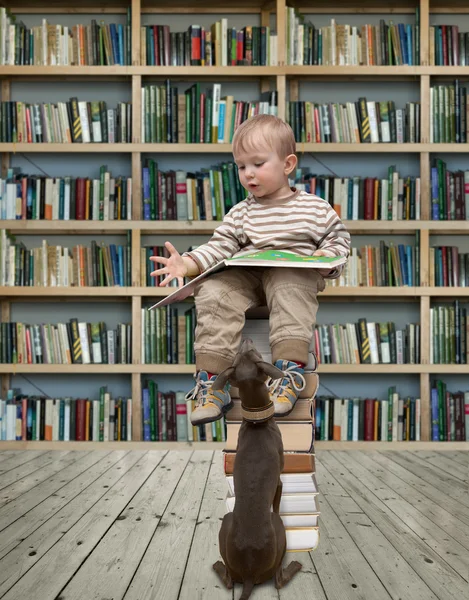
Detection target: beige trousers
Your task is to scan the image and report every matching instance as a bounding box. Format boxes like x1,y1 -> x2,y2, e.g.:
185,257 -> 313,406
193,266 -> 325,373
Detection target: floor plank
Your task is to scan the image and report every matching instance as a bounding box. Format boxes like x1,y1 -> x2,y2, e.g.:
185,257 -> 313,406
0,450 -> 126,561
278,554 -> 327,600
124,451 -> 213,600
0,451 -> 73,492
399,452 -> 469,505
0,451 -> 46,474
312,459 -> 392,600
414,451 -> 468,482
0,451 -> 142,597
381,451 -> 469,511
57,451 -> 190,600
449,451 -> 468,467
375,452 -> 469,527
0,451 -> 76,508
334,451 -> 469,584
178,451 -> 234,600
0,452 -> 107,531
123,451 -> 213,600
0,451 -> 163,600
349,450 -> 469,554
318,452 -> 440,600
0,452 -> 21,463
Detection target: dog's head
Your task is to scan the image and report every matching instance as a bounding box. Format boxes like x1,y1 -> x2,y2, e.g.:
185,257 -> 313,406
212,338 -> 284,390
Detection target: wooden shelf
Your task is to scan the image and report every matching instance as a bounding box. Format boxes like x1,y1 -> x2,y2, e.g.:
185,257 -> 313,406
0,219 -> 468,235
0,66 -> 283,77
0,143 -> 138,153
298,143 -> 469,153
0,363 -> 467,375
0,440 -> 466,450
292,1 -> 418,14
3,142 -> 469,154
0,66 -> 134,76
2,65 -> 469,77
0,287 -> 139,298
0,364 -> 141,374
2,286 -> 469,299
0,143 -> 234,153
285,66 -> 423,77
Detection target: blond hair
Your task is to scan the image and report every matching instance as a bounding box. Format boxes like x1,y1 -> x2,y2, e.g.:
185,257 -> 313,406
232,114 -> 296,159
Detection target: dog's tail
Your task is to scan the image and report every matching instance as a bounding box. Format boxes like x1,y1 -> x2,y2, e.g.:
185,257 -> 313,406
239,580 -> 255,600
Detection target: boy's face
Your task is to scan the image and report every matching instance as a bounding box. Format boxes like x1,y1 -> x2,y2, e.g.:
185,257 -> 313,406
234,146 -> 297,200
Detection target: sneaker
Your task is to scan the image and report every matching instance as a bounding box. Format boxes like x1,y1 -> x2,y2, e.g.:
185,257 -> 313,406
186,371 -> 233,426
268,360 -> 306,417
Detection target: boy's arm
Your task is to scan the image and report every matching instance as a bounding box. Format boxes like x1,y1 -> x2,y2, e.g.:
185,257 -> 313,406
182,210 -> 242,273
313,205 -> 351,279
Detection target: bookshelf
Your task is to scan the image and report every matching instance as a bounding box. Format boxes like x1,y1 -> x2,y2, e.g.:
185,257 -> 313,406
0,0 -> 468,449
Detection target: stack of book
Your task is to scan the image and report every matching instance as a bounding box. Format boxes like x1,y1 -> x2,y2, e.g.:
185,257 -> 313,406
222,313 -> 320,552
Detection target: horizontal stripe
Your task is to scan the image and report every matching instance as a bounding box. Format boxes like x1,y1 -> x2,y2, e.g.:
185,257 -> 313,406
187,190 -> 351,274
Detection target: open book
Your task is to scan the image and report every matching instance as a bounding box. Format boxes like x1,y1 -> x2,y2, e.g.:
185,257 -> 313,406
149,249 -> 346,310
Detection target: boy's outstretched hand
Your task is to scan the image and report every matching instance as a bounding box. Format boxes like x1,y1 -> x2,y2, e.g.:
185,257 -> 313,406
150,241 -> 189,287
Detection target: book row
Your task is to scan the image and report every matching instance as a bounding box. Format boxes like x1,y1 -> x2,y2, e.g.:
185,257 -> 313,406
431,159 -> 469,221
430,25 -> 469,66
0,231 -> 132,287
430,81 -> 468,143
141,82 -> 277,144
141,306 -> 196,365
0,164 -> 430,223
298,166 -> 421,221
0,92 -> 467,146
0,386 -> 222,443
330,240 -> 420,288
430,302 -> 468,364
287,98 -> 421,144
141,158 -> 245,221
0,9 -> 132,66
4,234 -> 467,290
142,380 -> 226,442
0,388 -> 132,442
0,167 -> 132,221
431,380 -> 468,441
286,8 -> 420,66
2,306 -> 465,367
0,99 -> 132,144
140,308 -> 423,368
1,382 -> 468,443
430,246 -> 469,287
315,389 -> 422,442
141,22 -> 277,67
3,161 -> 469,223
314,321 -> 421,366
0,320 -> 132,365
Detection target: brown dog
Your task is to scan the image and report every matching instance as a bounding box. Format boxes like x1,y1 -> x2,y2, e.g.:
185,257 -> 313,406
212,339 -> 302,600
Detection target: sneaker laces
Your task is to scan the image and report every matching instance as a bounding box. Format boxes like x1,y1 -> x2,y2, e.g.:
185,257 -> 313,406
267,365 -> 306,400
185,377 -> 213,408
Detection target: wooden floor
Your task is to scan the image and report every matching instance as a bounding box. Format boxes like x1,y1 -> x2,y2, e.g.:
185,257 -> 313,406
0,449 -> 467,600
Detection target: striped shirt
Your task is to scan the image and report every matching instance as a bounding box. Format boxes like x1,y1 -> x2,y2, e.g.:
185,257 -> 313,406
184,189 -> 351,279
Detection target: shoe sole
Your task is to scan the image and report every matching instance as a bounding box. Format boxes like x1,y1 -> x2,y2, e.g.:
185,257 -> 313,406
190,400 -> 234,427
274,401 -> 295,418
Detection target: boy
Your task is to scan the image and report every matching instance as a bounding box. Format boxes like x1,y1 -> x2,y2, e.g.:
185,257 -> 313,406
150,114 -> 351,426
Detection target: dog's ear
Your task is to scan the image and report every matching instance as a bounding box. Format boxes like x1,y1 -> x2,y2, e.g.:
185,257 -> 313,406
212,366 -> 235,390
258,362 -> 285,380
